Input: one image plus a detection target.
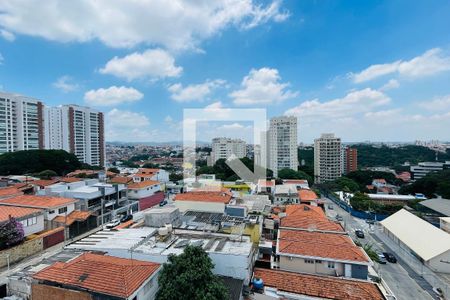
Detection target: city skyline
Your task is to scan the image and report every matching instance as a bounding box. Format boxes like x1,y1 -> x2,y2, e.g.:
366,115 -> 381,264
0,1 -> 450,143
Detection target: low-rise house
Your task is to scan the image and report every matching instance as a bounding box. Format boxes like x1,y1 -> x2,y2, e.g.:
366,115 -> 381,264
280,204 -> 344,232
381,209 -> 450,273
256,179 -> 275,194
273,184 -> 299,205
372,178 -> 387,189
0,186 -> 23,200
251,268 -> 387,300
0,195 -> 77,229
32,253 -> 161,300
282,179 -> 309,190
297,188 -> 319,204
174,191 -> 233,213
131,168 -> 169,183
128,180 -> 164,210
0,206 -> 44,237
276,229 -> 370,280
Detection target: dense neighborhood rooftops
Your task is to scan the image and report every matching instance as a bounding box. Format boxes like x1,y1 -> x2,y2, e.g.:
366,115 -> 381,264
281,205 -> 344,232
0,186 -> 23,198
53,210 -> 92,226
0,195 -> 77,209
253,268 -> 385,300
29,179 -> 60,187
175,191 -> 232,203
128,180 -> 160,189
419,198 -> 450,217
33,253 -> 160,298
109,176 -> 133,185
0,206 -> 43,223
380,209 -> 450,261
278,229 -> 369,263
274,184 -> 298,195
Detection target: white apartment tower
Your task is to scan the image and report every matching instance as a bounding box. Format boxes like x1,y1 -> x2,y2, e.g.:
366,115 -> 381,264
0,92 -> 45,154
268,116 -> 298,178
211,137 -> 247,164
314,133 -> 342,183
44,105 -> 105,166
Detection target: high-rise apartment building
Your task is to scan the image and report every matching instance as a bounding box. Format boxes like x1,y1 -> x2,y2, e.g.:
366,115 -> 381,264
0,92 -> 45,154
268,116 -> 298,178
210,137 -> 246,164
314,133 -> 342,183
45,105 -> 105,166
344,147 -> 358,174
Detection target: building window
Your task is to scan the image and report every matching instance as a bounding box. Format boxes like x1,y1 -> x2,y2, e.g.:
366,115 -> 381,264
315,260 -> 322,263
327,262 -> 335,269
48,210 -> 55,214
304,259 -> 314,264
58,207 -> 67,214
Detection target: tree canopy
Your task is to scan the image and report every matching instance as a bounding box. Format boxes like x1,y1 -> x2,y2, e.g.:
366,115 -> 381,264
0,150 -> 81,175
0,217 -> 24,250
399,169 -> 450,199
196,158 -> 273,181
346,170 -> 402,190
156,245 -> 228,300
277,168 -> 313,185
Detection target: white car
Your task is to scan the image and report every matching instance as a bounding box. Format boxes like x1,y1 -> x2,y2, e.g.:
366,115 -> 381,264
105,219 -> 120,229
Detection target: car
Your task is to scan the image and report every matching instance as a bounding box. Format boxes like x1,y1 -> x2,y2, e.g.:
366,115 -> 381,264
105,219 -> 120,229
120,214 -> 132,223
328,204 -> 334,210
366,219 -> 375,225
382,252 -> 397,263
159,200 -> 168,207
336,215 -> 343,221
377,253 -> 387,264
355,229 -> 365,238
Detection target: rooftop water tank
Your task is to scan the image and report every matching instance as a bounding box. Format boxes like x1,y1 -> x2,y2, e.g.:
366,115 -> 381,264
253,277 -> 264,290
158,226 -> 169,236
165,223 -> 173,233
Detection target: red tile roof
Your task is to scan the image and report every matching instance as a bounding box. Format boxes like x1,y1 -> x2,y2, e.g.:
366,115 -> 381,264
0,206 -> 42,223
128,180 -> 160,189
60,177 -> 82,183
53,210 -> 92,225
110,176 -> 133,184
0,186 -> 23,198
33,253 -> 160,298
281,205 -> 344,232
278,229 -> 369,263
175,191 -> 232,203
253,268 -> 385,300
298,189 -> 318,201
29,179 -> 60,187
0,195 -> 76,209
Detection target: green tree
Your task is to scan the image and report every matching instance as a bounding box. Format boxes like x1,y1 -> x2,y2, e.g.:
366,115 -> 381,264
36,169 -> 57,180
334,177 -> 360,193
156,246 -> 228,300
399,169 -> 450,198
350,192 -> 371,211
0,150 -> 81,175
0,217 -> 24,250
142,163 -> 159,168
108,167 -> 120,174
169,172 -> 183,182
278,168 -> 313,184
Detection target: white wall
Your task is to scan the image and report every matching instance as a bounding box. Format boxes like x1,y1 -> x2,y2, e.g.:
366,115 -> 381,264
174,201 -> 225,213
45,203 -> 75,221
428,250 -> 450,273
128,184 -> 161,200
20,214 -> 45,236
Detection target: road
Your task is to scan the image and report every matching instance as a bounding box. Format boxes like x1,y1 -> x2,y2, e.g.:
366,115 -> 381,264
323,197 -> 436,300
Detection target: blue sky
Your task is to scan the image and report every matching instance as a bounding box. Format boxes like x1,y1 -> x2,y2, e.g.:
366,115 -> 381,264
1,0 -> 450,143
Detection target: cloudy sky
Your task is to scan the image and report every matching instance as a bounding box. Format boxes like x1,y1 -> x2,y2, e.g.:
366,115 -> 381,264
0,0 -> 449,143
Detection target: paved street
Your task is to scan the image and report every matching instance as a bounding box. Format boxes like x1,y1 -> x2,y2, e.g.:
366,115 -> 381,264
323,197 -> 436,300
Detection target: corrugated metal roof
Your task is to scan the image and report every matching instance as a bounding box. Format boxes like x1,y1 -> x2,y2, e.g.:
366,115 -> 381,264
380,209 -> 450,261
419,198 -> 450,217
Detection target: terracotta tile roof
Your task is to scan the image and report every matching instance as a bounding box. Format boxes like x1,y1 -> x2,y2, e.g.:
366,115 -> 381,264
253,268 -> 385,300
0,186 -> 23,198
128,180 -> 160,189
278,229 -> 369,263
258,179 -> 275,187
137,168 -> 160,174
110,176 -> 133,184
29,179 -> 60,187
61,177 -> 82,183
53,210 -> 92,225
0,195 -> 77,209
33,253 -> 160,298
281,205 -> 344,232
298,189 -> 318,201
115,219 -> 134,229
0,206 -> 43,223
175,191 -> 232,203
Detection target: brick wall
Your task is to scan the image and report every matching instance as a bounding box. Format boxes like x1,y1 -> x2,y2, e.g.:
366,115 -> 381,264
32,284 -> 92,300
0,237 -> 43,268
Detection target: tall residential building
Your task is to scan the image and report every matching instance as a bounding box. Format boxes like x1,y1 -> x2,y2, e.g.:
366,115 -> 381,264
268,116 -> 298,178
45,105 -> 105,167
344,147 -> 358,174
210,137 -> 246,164
0,92 -> 45,154
314,133 -> 342,183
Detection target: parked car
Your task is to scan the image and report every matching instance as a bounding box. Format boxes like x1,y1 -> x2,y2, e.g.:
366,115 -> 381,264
336,215 -> 343,221
105,219 -> 121,229
355,229 -> 365,238
377,253 -> 387,264
120,214 -> 133,223
159,200 -> 168,207
328,204 -> 334,210
382,252 -> 397,263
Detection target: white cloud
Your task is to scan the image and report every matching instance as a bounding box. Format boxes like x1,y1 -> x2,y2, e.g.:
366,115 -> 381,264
106,108 -> 154,142
99,49 -> 182,81
351,48 -> 450,83
380,79 -> 400,91
230,67 -> 298,105
84,86 -> 143,106
0,0 -> 289,49
52,75 -> 79,93
168,79 -> 225,102
0,29 -> 14,41
218,122 -> 246,130
285,88 -> 390,120
418,94 -> 450,111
